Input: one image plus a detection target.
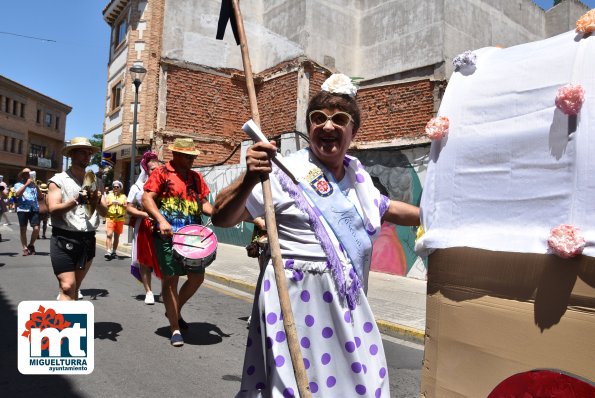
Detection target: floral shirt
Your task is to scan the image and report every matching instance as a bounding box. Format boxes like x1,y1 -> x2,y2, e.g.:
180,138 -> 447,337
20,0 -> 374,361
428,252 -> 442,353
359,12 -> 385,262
144,161 -> 210,232
13,182 -> 39,212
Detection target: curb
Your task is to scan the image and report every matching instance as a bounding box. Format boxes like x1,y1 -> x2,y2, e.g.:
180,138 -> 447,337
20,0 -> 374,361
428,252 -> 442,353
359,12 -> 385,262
96,236 -> 425,344
207,270 -> 425,344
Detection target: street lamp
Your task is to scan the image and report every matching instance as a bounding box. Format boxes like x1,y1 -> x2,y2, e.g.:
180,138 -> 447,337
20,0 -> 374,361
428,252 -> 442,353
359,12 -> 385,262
128,63 -> 147,191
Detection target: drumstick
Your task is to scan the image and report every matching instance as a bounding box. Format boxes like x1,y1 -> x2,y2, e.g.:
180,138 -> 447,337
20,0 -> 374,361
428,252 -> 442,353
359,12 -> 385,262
171,231 -> 214,243
173,242 -> 208,249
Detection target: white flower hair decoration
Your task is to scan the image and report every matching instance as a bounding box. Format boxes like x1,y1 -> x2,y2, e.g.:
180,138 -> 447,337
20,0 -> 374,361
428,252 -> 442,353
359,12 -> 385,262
321,73 -> 358,97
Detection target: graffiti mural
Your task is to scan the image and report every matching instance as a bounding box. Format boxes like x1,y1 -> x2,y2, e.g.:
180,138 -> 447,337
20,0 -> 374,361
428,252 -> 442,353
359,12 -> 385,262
353,147 -> 428,280
197,164 -> 255,246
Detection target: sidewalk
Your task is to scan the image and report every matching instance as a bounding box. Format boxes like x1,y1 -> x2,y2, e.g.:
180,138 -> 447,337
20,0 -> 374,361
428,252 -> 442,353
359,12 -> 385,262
98,222 -> 427,343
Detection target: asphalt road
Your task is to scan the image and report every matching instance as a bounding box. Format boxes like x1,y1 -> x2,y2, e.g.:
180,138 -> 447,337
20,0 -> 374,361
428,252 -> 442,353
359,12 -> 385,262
0,215 -> 422,397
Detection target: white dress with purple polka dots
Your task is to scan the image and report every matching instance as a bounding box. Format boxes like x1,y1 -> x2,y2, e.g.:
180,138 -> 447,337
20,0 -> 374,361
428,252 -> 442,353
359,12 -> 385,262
237,150 -> 390,397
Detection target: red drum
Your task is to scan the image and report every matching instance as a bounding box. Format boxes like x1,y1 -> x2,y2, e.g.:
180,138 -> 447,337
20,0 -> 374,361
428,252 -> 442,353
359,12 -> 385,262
172,225 -> 218,271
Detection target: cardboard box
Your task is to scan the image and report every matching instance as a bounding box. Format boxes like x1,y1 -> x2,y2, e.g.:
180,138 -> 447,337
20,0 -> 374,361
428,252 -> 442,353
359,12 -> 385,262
421,247 -> 595,397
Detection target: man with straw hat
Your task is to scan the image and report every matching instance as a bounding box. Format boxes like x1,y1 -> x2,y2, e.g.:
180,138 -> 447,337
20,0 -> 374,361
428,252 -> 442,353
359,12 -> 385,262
47,137 -> 108,300
143,137 -> 214,347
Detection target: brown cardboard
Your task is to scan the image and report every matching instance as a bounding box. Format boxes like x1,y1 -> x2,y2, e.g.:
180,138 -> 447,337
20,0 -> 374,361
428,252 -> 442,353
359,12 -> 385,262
421,248 -> 595,398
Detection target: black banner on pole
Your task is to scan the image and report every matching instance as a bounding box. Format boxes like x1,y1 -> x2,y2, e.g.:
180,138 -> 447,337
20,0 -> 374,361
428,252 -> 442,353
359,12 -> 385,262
216,0 -> 240,45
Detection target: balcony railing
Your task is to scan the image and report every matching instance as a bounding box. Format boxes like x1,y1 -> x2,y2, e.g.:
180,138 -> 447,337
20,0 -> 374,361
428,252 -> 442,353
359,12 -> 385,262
26,156 -> 55,169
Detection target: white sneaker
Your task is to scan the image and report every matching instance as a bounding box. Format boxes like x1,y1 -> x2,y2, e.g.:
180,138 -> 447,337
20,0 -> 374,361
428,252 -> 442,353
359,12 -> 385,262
77,290 -> 83,299
144,291 -> 155,305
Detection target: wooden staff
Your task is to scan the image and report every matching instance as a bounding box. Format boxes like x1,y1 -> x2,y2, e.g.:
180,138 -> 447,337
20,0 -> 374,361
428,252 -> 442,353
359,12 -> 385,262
220,1 -> 311,396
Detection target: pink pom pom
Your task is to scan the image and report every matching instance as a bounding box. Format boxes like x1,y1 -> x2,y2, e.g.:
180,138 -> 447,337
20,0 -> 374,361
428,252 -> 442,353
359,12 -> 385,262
555,84 -> 585,116
547,224 -> 586,259
425,116 -> 449,140
576,9 -> 595,34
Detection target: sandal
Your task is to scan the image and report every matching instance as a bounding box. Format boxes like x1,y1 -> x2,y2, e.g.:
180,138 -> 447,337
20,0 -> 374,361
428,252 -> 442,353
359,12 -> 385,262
22,248 -> 30,256
27,245 -> 36,255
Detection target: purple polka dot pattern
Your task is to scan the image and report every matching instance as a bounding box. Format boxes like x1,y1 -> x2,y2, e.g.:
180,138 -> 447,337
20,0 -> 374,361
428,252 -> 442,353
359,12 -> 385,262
292,269 -> 304,281
305,315 -> 315,327
344,311 -> 351,323
355,385 -> 367,395
370,344 -> 378,355
275,355 -> 285,367
300,337 -> 310,348
326,376 -> 336,388
356,173 -> 365,183
238,256 -> 390,396
300,290 -> 310,302
345,341 -> 356,353
374,198 -> 379,207
276,331 -> 286,343
267,312 -> 278,325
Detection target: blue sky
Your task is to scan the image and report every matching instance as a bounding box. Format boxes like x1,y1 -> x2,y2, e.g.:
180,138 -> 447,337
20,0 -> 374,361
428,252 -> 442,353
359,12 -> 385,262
0,1 -> 593,142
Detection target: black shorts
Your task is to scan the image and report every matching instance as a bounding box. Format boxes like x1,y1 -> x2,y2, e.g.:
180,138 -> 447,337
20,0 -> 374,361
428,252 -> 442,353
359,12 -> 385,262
17,211 -> 40,227
50,228 -> 96,275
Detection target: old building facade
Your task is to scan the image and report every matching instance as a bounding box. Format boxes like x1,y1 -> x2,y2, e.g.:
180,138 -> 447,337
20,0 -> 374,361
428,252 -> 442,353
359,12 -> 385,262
101,0 -> 589,278
0,75 -> 71,184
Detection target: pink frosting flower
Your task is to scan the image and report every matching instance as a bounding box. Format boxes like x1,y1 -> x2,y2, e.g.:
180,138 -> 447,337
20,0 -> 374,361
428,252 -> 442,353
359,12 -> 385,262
555,84 -> 585,115
547,224 -> 586,259
425,116 -> 449,140
576,9 -> 595,34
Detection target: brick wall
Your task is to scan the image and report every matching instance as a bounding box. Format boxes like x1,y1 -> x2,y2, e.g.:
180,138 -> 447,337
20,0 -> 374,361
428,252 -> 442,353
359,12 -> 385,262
164,65 -> 302,166
162,61 -> 438,167
357,80 -> 436,143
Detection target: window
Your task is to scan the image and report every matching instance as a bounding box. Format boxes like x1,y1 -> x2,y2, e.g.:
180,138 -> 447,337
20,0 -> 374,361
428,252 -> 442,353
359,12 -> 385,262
36,109 -> 41,123
4,98 -> 10,113
45,112 -> 52,127
29,143 -> 46,158
20,103 -> 25,118
55,116 -> 60,130
114,18 -> 127,47
12,101 -> 18,115
110,81 -> 123,111
18,140 -> 23,154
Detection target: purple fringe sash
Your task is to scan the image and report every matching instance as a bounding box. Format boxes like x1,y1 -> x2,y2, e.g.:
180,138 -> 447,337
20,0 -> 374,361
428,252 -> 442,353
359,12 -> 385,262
275,167 -> 362,307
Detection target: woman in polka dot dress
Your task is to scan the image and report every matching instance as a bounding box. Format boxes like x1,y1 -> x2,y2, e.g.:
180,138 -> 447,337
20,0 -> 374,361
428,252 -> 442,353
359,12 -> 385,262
212,74 -> 420,397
